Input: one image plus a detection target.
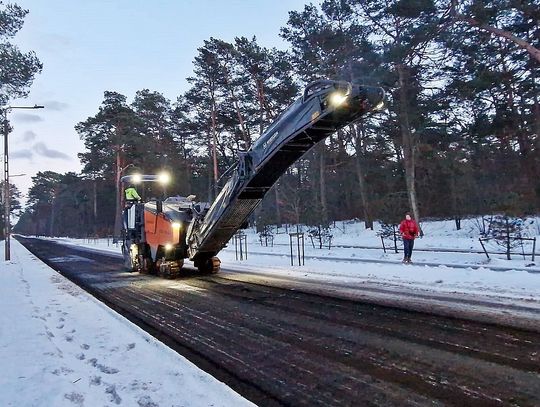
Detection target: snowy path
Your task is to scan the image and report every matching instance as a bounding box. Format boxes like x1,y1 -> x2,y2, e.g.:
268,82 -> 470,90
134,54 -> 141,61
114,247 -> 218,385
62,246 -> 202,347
224,247 -> 540,273
0,240 -> 254,407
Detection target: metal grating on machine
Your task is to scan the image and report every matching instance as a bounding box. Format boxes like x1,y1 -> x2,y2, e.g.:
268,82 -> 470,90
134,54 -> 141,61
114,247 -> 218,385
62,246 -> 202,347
196,198 -> 261,252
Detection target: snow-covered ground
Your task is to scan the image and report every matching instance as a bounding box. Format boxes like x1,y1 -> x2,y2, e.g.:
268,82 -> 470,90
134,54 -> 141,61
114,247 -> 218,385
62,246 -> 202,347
0,239 -> 254,407
216,218 -> 540,301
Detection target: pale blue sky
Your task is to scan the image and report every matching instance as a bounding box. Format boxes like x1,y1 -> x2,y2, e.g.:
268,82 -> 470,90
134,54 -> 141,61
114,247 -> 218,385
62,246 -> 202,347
9,0 -> 310,199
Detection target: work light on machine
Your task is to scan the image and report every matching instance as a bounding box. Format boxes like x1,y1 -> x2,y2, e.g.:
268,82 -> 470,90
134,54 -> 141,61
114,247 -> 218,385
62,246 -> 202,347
171,222 -> 181,230
374,100 -> 385,111
164,243 -> 173,251
131,173 -> 142,184
158,172 -> 171,185
329,91 -> 349,107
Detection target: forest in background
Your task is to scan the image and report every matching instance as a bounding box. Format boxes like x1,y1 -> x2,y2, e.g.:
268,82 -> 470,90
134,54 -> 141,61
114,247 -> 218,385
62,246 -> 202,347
9,0 -> 540,237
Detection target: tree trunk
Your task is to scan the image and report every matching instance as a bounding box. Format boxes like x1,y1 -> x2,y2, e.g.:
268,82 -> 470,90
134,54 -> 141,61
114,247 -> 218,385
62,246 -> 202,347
534,92 -> 540,146
49,196 -> 56,237
220,64 -> 250,147
449,166 -> 462,230
274,184 -> 282,227
113,146 -> 123,240
498,40 -> 533,193
318,145 -> 329,226
93,178 -> 97,234
353,124 -> 374,229
229,87 -> 250,148
256,79 -> 266,134
355,157 -> 373,230
210,90 -> 219,198
532,72 -> 540,205
396,63 -> 421,230
207,136 -> 214,202
252,76 -> 277,133
506,217 -> 511,260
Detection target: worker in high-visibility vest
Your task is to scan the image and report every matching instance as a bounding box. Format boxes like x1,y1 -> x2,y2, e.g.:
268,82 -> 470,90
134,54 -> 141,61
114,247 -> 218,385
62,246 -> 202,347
124,184 -> 141,232
124,184 -> 141,203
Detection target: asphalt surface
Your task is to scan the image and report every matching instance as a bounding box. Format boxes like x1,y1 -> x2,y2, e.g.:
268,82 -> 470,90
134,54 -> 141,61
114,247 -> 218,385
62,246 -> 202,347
18,237 -> 540,406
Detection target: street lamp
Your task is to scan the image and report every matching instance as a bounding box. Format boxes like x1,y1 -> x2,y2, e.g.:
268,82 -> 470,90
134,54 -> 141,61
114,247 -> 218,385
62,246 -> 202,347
3,105 -> 44,261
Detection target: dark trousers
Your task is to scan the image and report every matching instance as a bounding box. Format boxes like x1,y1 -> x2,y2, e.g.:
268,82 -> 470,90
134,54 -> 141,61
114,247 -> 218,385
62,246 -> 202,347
403,238 -> 414,259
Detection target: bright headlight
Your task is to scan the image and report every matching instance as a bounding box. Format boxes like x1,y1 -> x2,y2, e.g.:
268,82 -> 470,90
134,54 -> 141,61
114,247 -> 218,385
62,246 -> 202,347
329,91 -> 348,107
374,100 -> 385,110
171,222 -> 181,230
132,173 -> 142,184
158,172 -> 171,185
164,243 -> 173,251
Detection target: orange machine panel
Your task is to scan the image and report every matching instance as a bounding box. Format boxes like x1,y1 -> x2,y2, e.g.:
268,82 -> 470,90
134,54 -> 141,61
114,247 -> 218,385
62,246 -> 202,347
144,211 -> 179,248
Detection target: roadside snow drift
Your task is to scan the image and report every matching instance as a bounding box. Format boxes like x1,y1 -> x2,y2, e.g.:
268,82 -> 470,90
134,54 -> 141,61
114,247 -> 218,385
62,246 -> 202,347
0,239 -> 254,407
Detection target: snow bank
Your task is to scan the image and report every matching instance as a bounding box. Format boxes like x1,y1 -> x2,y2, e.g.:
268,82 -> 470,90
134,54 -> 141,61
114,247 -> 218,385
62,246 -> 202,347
0,240 -> 254,407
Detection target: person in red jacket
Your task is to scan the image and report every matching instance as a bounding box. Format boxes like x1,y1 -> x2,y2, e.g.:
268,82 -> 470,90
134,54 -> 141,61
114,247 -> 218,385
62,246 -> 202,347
399,212 -> 419,263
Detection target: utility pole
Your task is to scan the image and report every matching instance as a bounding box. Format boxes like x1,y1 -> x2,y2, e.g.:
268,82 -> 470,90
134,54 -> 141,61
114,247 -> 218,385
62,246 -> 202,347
3,105 -> 44,261
3,109 -> 8,260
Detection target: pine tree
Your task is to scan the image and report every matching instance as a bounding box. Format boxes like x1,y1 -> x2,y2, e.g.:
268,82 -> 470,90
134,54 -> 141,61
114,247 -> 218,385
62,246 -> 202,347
76,91 -> 140,235
281,1 -> 382,228
0,1 -> 42,106
441,0 -> 540,212
347,0 -> 451,229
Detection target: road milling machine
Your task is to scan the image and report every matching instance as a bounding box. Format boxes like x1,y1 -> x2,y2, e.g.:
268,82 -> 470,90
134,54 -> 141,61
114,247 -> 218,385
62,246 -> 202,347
121,80 -> 384,277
